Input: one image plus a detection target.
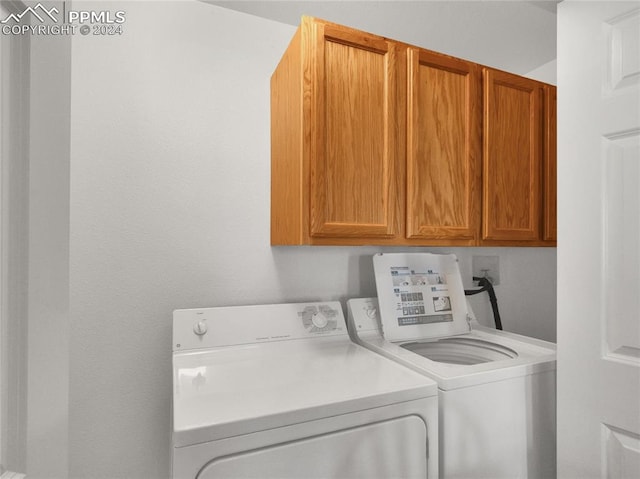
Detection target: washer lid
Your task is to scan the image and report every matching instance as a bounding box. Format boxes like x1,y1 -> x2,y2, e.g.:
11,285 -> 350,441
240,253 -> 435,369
373,253 -> 470,342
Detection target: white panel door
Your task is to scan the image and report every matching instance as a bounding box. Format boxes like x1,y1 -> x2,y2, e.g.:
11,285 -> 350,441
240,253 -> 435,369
558,2 -> 640,478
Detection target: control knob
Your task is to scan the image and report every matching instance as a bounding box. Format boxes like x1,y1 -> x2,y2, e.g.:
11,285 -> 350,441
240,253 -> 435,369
193,320 -> 208,336
311,313 -> 329,329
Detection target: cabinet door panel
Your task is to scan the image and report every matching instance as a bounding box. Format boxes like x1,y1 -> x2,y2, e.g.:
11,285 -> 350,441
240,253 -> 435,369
406,49 -> 481,240
309,23 -> 401,238
483,69 -> 542,241
543,85 -> 557,241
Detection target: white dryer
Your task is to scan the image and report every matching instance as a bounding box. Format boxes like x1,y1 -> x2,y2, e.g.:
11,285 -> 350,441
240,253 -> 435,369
346,253 -> 556,479
172,301 -> 439,479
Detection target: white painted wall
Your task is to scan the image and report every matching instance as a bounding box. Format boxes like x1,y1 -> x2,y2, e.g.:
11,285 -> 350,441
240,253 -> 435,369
27,17 -> 71,478
207,0 -> 557,76
4,1 -> 557,477
525,59 -> 558,85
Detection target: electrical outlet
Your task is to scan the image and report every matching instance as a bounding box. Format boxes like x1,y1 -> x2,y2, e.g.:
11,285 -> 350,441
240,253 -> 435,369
472,255 -> 500,285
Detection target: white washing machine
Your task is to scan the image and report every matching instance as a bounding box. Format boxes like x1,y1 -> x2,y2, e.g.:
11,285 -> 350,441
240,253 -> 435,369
172,301 -> 439,479
346,253 -> 557,479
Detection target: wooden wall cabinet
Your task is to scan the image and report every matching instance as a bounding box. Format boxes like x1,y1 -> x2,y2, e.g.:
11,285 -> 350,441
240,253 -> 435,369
271,17 -> 556,246
480,69 -> 556,246
271,17 -> 403,245
482,68 -> 542,244
406,48 -> 482,243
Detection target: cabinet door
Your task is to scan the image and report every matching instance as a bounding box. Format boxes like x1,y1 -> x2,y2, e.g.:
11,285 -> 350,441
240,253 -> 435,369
406,49 -> 481,241
482,69 -> 542,241
308,21 -> 402,238
543,85 -> 557,242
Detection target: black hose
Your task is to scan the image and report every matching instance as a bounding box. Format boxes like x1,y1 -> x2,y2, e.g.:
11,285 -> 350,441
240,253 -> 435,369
464,277 -> 503,330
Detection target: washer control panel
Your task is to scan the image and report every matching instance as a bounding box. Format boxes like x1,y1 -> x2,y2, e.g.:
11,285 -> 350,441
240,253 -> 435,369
347,298 -> 382,333
173,301 -> 347,351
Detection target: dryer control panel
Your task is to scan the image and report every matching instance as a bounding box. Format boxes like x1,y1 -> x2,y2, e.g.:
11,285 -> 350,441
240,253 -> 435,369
299,304 -> 340,333
173,301 -> 347,351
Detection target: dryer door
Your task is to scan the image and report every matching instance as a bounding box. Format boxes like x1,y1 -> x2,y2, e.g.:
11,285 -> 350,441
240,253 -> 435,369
197,415 -> 427,479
